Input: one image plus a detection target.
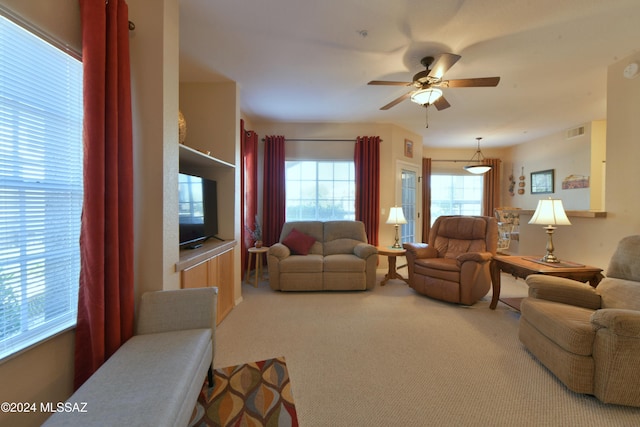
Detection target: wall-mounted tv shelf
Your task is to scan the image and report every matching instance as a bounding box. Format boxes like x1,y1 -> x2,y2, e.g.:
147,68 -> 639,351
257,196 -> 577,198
179,144 -> 235,170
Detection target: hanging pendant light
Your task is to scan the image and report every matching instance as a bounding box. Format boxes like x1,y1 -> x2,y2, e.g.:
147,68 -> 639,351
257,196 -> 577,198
463,137 -> 492,174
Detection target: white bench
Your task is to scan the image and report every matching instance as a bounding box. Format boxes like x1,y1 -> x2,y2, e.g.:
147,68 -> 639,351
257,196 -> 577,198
43,287 -> 217,427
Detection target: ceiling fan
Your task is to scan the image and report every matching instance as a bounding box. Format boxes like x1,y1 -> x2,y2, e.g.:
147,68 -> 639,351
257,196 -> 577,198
368,53 -> 500,111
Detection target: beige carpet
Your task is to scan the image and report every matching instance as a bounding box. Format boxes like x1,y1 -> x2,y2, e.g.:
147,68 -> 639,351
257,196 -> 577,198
214,271 -> 640,426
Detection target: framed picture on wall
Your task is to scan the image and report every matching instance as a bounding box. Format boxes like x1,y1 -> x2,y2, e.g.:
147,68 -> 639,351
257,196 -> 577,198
531,169 -> 554,194
404,139 -> 413,158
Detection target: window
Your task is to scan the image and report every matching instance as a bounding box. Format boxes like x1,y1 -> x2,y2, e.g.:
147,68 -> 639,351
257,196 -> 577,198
430,174 -> 483,225
0,14 -> 83,360
285,161 -> 355,221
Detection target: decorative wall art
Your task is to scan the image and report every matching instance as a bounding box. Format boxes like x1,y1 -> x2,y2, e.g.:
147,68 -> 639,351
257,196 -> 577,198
531,169 -> 555,194
404,139 -> 414,158
508,168 -> 516,196
562,174 -> 590,189
518,167 -> 525,195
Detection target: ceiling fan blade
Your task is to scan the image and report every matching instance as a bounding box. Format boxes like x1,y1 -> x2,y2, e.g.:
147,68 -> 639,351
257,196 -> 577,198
368,80 -> 412,86
428,53 -> 461,79
433,96 -> 451,111
380,92 -> 411,110
443,77 -> 501,88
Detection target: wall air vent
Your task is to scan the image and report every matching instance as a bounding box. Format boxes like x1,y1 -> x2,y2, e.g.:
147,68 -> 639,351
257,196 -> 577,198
566,126 -> 585,139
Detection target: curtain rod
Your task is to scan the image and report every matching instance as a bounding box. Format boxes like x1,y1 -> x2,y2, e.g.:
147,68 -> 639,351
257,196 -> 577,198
432,159 -> 472,163
261,138 -> 383,142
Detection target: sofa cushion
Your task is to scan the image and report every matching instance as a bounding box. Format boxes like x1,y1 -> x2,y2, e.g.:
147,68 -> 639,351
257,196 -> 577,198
597,277 -> 640,310
520,298 -> 596,356
324,221 -> 368,255
282,228 -> 317,255
414,258 -> 460,283
279,221 -> 324,255
432,216 -> 488,258
324,254 -> 365,272
279,254 -> 323,273
606,235 -> 640,282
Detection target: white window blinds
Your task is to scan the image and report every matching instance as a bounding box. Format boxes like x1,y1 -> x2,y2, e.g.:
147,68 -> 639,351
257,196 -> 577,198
0,14 -> 83,360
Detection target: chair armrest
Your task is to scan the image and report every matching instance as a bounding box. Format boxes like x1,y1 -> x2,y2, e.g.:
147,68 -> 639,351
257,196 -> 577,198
457,251 -> 492,264
525,274 -> 601,309
403,242 -> 438,259
136,287 -> 218,335
591,309 -> 640,338
268,243 -> 291,260
354,242 -> 378,259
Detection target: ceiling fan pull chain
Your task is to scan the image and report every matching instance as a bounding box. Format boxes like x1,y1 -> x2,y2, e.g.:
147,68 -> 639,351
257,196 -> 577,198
425,105 -> 429,128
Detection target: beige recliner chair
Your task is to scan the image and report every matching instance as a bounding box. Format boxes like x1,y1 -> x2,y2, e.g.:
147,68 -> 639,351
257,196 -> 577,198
403,215 -> 498,305
519,235 -> 640,407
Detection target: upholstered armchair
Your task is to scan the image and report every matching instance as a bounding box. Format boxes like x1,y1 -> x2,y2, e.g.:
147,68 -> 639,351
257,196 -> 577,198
519,235 -> 640,407
403,215 -> 498,305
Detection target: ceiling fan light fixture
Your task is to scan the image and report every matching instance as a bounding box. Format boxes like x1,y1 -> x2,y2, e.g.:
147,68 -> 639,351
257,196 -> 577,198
464,137 -> 492,174
410,88 -> 443,105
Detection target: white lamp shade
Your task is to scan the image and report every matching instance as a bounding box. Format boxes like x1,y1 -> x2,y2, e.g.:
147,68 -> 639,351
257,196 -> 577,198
529,199 -> 571,226
463,164 -> 492,174
386,206 -> 408,225
410,88 -> 443,105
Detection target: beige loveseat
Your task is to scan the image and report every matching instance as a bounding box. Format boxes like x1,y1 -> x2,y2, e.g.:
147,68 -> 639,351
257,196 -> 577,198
267,221 -> 378,291
519,235 -> 640,407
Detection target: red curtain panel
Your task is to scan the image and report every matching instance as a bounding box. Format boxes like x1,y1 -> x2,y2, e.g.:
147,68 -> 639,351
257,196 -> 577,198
482,158 -> 501,217
241,120 -> 259,276
262,135 -> 286,246
354,136 -> 381,246
74,0 -> 134,389
421,157 -> 432,243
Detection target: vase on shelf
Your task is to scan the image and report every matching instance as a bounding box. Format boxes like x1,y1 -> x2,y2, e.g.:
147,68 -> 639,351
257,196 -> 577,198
178,110 -> 187,144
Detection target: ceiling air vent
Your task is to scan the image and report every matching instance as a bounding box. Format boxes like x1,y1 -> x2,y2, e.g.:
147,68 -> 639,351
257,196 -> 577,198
566,126 -> 585,139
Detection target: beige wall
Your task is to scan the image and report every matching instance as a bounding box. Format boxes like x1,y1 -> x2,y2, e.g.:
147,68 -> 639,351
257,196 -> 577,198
131,0 -> 181,297
590,121 -> 607,211
503,122 -> 597,212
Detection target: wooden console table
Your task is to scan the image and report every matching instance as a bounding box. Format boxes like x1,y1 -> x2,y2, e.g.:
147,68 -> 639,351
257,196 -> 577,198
489,255 -> 604,310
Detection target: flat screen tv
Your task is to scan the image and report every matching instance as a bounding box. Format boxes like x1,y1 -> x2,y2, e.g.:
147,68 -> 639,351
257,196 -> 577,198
178,172 -> 218,248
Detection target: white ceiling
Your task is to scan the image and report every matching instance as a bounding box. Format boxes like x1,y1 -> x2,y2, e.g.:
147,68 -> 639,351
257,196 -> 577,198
179,0 -> 640,149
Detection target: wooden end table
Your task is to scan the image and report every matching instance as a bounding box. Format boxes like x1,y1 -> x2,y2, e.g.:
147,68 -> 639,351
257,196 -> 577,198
245,246 -> 269,288
489,255 -> 604,310
377,246 -> 409,286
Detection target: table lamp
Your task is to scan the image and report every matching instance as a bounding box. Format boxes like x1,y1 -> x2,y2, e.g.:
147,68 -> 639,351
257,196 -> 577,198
386,206 -> 407,249
528,198 -> 571,263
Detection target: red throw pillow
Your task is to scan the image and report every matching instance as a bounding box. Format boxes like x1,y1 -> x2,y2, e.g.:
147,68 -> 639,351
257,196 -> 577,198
282,228 -> 316,255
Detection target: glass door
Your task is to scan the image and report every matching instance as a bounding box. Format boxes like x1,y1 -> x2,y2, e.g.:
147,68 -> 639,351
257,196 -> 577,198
401,168 -> 417,244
